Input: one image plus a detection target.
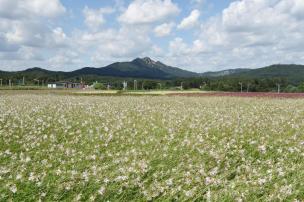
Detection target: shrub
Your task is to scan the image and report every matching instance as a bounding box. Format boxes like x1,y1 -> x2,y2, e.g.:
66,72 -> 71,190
94,83 -> 105,90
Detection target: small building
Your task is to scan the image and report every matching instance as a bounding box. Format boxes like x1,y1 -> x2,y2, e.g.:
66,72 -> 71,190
47,82 -> 85,89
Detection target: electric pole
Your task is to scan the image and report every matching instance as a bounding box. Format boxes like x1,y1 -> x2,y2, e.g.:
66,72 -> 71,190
123,81 -> 127,90
247,83 -> 250,93
239,82 -> 243,93
158,83 -> 162,90
134,80 -> 137,91
0,79 -> 2,87
277,83 -> 281,94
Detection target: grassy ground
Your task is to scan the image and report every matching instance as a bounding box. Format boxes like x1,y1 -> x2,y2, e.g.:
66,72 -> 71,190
0,92 -> 303,201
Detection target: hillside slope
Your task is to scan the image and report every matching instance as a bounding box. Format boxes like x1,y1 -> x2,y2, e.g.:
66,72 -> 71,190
229,64 -> 304,83
71,57 -> 198,79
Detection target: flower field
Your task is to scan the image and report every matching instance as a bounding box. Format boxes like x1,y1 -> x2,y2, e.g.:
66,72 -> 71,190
0,93 -> 304,201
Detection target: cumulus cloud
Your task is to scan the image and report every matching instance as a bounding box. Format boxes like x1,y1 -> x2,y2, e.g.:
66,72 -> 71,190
154,22 -> 175,37
74,25 -> 152,66
166,0 -> 304,72
118,0 -> 179,24
83,6 -> 114,30
0,0 -> 65,19
178,9 -> 200,30
48,50 -> 81,68
0,0 -> 68,70
2,0 -> 304,72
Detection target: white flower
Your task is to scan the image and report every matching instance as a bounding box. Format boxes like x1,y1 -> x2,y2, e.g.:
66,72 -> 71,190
10,184 -> 17,193
166,178 -> 173,186
16,174 -> 22,180
98,186 -> 105,195
104,178 -> 110,184
258,145 -> 267,153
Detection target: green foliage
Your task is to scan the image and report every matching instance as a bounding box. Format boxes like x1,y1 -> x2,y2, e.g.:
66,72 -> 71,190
284,85 -> 299,93
93,82 -> 105,90
298,83 -> 304,92
1,63 -> 304,92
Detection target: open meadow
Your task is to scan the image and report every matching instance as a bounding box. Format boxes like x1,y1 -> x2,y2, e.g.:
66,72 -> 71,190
0,91 -> 304,201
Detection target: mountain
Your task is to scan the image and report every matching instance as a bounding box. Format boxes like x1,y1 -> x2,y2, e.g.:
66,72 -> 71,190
201,68 -> 250,77
225,64 -> 304,83
199,64 -> 304,83
1,59 -> 304,84
71,57 -> 198,79
0,57 -> 199,81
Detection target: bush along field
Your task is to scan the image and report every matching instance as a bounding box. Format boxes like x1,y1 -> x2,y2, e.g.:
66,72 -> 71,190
0,94 -> 304,201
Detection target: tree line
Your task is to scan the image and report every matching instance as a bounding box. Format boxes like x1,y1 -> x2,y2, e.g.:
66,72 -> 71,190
1,75 -> 304,92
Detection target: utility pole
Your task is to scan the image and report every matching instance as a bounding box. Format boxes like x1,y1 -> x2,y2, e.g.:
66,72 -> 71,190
180,82 -> 183,91
0,79 -> 2,87
277,83 -> 281,94
123,81 -> 127,90
142,81 -> 144,90
239,82 -> 243,93
9,79 -> 11,88
247,83 -> 250,93
22,77 -> 25,86
134,80 -> 137,91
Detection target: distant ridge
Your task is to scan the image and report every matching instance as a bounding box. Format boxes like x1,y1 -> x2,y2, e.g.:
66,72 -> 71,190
69,57 -> 198,79
222,64 -> 304,83
1,59 -> 304,83
200,68 -> 250,77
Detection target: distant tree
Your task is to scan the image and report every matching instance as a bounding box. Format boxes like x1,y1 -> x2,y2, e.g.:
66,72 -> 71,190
94,82 -> 106,90
285,85 -> 298,93
298,83 -> 304,92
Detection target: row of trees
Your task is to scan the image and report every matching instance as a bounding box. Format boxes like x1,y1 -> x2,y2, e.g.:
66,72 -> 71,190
94,77 -> 304,93
2,75 -> 304,93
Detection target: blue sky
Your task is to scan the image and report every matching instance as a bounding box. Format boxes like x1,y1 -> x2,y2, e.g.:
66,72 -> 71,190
0,0 -> 304,72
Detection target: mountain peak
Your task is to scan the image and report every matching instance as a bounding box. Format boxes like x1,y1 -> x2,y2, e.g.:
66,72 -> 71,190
141,57 -> 156,65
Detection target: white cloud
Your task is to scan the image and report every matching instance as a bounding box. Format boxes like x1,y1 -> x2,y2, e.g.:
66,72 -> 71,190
48,50 -> 80,68
0,0 -> 69,70
2,0 -> 304,73
119,0 -> 179,25
166,0 -> 304,72
0,0 -> 65,19
74,25 -> 152,66
154,23 -> 175,37
0,46 -> 43,61
4,21 -> 48,48
83,6 -> 114,30
178,9 -> 200,30
51,27 -> 70,48
169,37 -> 191,56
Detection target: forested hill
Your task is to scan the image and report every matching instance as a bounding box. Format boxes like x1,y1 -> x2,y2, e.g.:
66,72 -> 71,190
0,57 -> 199,81
1,61 -> 304,85
225,64 -> 304,83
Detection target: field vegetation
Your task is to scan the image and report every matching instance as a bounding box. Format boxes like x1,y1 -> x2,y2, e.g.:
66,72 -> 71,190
0,93 -> 303,201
